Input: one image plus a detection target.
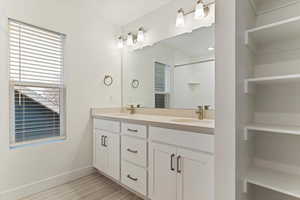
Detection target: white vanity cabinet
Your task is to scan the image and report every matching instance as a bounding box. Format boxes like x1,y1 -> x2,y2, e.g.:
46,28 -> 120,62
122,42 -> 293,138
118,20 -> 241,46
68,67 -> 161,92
93,117 -> 214,200
148,127 -> 214,200
93,119 -> 120,181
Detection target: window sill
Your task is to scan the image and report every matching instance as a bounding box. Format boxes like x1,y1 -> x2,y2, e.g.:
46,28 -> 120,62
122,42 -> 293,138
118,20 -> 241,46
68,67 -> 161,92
10,136 -> 67,149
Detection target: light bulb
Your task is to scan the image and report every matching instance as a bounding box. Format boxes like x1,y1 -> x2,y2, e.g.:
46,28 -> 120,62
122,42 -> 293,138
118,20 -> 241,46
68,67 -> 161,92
137,27 -> 145,43
127,33 -> 134,46
176,9 -> 185,27
117,36 -> 124,49
195,0 -> 205,20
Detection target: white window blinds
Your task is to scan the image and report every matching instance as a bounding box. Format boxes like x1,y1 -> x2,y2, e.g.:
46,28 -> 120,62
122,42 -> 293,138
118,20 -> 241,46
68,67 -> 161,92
9,19 -> 65,85
9,19 -> 66,144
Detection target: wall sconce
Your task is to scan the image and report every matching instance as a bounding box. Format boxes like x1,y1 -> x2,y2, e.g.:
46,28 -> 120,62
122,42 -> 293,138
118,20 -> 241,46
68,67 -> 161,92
176,8 -> 185,27
137,27 -> 145,43
194,0 -> 205,19
176,0 -> 214,28
127,33 -> 134,46
117,27 -> 146,48
117,36 -> 124,49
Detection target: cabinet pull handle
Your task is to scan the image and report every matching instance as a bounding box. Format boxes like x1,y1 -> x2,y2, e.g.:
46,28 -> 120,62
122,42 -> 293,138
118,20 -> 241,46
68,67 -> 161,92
101,136 -> 104,146
170,154 -> 175,171
127,148 -> 138,154
127,128 -> 138,133
127,174 -> 138,181
177,156 -> 182,173
103,136 -> 108,147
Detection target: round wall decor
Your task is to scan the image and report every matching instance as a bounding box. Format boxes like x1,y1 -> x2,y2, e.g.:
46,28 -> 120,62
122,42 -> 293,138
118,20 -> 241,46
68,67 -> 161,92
131,79 -> 140,88
104,75 -> 113,86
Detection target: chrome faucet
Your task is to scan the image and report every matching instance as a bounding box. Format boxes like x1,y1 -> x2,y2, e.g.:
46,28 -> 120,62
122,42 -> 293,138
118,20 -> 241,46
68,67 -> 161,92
126,105 -> 135,114
195,106 -> 204,120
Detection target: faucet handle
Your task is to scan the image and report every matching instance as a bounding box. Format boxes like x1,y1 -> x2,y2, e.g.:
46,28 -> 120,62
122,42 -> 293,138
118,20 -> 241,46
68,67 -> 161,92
197,105 -> 203,110
204,105 -> 212,110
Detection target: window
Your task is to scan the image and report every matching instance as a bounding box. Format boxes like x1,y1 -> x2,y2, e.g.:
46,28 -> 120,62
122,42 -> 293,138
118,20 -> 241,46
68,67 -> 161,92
9,19 -> 66,145
154,62 -> 171,108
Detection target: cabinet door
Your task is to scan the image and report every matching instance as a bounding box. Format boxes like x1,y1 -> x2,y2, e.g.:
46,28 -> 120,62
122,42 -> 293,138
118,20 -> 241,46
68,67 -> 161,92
149,142 -> 177,200
177,148 -> 214,200
94,130 -> 109,173
105,131 -> 120,180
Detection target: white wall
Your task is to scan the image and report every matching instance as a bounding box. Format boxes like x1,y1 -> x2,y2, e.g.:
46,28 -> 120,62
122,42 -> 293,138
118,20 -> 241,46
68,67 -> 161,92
215,0 -> 236,200
173,61 -> 215,109
0,0 -> 121,198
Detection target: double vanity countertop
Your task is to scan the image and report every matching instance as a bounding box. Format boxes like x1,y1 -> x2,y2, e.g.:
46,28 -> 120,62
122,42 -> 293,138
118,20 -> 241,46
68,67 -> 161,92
91,108 -> 215,134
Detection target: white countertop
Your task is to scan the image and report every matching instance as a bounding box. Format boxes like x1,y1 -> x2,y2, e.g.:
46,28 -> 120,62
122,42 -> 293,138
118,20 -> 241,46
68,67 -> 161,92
92,112 -> 215,134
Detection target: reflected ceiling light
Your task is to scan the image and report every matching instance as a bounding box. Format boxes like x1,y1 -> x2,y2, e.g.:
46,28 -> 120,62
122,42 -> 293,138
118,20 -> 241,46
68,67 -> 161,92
176,8 -> 185,27
127,33 -> 134,46
208,46 -> 215,51
137,27 -> 145,42
194,0 -> 205,19
117,36 -> 124,49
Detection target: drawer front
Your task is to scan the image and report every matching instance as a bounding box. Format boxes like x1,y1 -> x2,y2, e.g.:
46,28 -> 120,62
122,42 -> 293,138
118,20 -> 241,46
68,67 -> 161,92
121,161 -> 147,195
94,118 -> 120,133
122,136 -> 147,167
149,126 -> 214,153
122,123 -> 147,138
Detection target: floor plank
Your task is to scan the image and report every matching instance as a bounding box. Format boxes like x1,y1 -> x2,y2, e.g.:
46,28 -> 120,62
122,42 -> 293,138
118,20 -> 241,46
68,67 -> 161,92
19,173 -> 142,200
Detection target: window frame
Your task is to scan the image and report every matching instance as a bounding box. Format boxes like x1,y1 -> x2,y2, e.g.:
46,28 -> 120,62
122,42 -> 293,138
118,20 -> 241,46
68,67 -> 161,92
8,18 -> 66,147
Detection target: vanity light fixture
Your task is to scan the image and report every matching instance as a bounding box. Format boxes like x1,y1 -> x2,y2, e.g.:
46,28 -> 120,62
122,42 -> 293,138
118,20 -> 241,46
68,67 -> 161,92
176,0 -> 213,28
127,33 -> 134,46
176,8 -> 185,27
194,0 -> 205,19
137,27 -> 145,42
117,36 -> 124,49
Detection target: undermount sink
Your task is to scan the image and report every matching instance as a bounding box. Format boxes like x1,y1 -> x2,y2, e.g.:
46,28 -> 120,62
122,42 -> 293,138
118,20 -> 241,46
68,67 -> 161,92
171,118 -> 203,123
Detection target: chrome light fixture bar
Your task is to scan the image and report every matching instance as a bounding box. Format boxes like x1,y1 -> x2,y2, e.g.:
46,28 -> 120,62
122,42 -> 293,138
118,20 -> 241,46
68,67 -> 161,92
117,27 -> 146,48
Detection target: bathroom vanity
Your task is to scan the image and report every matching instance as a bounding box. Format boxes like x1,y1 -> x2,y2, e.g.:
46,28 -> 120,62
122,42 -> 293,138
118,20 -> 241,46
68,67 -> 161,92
92,109 -> 214,200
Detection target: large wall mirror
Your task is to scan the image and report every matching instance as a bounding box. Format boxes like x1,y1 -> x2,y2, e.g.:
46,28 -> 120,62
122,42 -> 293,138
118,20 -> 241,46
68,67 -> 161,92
122,26 -> 215,109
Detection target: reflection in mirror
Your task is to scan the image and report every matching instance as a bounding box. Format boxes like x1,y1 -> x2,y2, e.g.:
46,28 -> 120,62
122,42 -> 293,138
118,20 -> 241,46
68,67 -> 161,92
123,26 -> 215,109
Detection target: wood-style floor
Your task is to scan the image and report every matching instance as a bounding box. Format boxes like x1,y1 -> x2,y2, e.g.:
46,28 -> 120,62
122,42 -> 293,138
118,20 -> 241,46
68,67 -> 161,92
20,173 -> 142,200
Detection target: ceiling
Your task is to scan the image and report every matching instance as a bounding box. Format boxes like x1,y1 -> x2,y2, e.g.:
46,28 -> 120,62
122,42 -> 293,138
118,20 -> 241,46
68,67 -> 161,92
160,26 -> 215,58
90,0 -> 174,26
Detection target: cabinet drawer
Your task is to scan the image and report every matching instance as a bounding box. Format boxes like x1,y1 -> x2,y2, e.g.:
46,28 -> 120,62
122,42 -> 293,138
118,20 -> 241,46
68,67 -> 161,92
121,161 -> 147,195
122,123 -> 147,138
149,126 -> 214,153
94,118 -> 120,133
122,136 -> 147,167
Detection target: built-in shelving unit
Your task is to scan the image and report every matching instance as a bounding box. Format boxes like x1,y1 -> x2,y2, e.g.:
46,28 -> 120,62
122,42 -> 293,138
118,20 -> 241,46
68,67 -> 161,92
241,1 -> 300,199
244,74 -> 300,93
245,16 -> 300,52
246,166 -> 300,198
244,123 -> 300,140
248,0 -> 300,15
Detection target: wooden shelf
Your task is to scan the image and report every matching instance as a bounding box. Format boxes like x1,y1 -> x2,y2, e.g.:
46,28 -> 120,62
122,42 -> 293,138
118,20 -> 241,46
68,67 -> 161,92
244,123 -> 300,140
244,74 -> 300,93
245,16 -> 300,51
248,0 -> 300,15
245,166 -> 300,198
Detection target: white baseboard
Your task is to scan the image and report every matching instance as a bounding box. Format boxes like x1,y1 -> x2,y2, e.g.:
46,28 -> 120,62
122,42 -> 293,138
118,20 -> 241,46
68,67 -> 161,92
0,166 -> 96,200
